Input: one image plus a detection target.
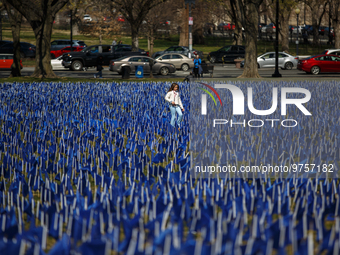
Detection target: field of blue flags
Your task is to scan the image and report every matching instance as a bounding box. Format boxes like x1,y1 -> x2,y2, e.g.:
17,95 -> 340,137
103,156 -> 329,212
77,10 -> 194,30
0,81 -> 340,254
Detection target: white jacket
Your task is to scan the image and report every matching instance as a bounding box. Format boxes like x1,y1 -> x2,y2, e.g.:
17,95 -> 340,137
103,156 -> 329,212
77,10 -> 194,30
165,90 -> 184,109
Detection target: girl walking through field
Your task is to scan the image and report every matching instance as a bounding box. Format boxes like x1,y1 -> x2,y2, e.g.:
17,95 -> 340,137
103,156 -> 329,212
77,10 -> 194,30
165,83 -> 185,131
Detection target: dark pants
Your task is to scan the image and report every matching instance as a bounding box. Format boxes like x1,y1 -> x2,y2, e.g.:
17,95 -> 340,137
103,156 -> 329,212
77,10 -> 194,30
194,67 -> 199,78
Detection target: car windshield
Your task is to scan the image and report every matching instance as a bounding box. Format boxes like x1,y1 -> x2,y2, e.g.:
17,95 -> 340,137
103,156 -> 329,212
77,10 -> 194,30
304,55 -> 316,60
81,46 -> 91,52
219,46 -> 231,52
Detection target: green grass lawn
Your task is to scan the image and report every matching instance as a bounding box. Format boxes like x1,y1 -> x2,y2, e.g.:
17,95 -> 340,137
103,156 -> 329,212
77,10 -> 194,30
1,20 -> 328,68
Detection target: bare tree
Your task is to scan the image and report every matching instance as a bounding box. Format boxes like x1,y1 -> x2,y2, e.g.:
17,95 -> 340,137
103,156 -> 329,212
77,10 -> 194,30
5,0 -> 70,78
111,0 -> 166,51
79,3 -> 121,44
231,0 -> 264,78
265,0 -> 296,53
329,0 -> 340,48
2,1 -> 22,77
305,0 -> 328,45
141,2 -> 172,56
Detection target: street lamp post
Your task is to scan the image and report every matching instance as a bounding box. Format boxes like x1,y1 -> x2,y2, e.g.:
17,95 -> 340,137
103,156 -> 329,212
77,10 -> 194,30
185,0 -> 195,57
295,8 -> 300,57
272,0 -> 281,77
70,10 -> 73,50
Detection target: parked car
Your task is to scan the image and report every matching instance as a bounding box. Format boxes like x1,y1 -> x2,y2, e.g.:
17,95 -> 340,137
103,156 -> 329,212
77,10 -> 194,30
51,56 -> 67,70
0,40 -> 12,47
152,46 -> 203,59
291,26 -> 303,35
319,26 -> 327,35
0,54 -> 23,70
155,53 -> 194,71
323,27 -> 334,36
117,16 -> 125,22
113,44 -> 149,55
62,45 -> 148,71
240,52 -> 298,69
83,14 -> 92,22
265,23 -> 276,33
0,42 -> 36,58
302,25 -> 313,35
51,40 -> 87,51
258,23 -> 266,32
208,45 -> 245,63
217,22 -> 227,31
50,45 -> 85,59
297,54 -> 340,74
109,56 -> 176,76
322,49 -> 340,56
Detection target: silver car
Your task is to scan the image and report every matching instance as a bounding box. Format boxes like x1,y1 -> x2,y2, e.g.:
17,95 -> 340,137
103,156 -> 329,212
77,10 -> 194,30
109,56 -> 176,75
155,53 -> 194,71
241,52 -> 298,69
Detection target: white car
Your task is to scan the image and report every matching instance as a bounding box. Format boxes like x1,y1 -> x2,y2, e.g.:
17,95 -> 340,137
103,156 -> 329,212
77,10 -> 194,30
51,56 -> 67,70
155,53 -> 194,71
322,49 -> 340,56
83,14 -> 92,22
292,25 -> 303,35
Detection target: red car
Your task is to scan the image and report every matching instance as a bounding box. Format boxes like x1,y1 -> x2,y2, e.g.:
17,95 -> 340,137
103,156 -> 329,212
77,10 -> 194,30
50,46 -> 84,59
0,54 -> 23,70
297,54 -> 340,75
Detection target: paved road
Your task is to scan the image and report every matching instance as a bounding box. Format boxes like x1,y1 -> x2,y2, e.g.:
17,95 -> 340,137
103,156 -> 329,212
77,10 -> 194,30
1,64 -> 340,79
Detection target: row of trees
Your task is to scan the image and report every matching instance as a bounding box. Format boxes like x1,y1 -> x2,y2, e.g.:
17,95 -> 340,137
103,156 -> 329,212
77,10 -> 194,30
1,0 -> 339,78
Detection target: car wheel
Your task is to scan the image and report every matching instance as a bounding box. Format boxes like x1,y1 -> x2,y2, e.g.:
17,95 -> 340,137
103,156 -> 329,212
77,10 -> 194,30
181,63 -> 189,71
258,63 -> 260,69
71,60 -> 83,71
311,66 -> 320,75
51,54 -> 56,59
210,56 -> 216,63
284,62 -> 293,70
160,66 -> 169,76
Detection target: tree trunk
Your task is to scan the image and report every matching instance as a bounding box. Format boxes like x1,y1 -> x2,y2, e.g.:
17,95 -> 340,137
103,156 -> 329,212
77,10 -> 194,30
239,2 -> 261,78
4,2 -> 22,77
330,0 -> 340,48
150,29 -> 154,57
280,19 -> 290,52
131,27 -> 139,51
311,10 -> 320,45
32,15 -> 56,78
334,21 -> 340,48
5,0 -> 69,78
179,7 -> 189,46
233,26 -> 243,45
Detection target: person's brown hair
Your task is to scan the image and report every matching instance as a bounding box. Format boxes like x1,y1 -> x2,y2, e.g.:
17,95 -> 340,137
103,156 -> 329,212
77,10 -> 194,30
168,83 -> 179,92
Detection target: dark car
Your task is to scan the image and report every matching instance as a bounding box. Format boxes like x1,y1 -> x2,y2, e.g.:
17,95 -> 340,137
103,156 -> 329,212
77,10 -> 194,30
297,54 -> 340,74
208,45 -> 245,63
113,44 -> 149,55
319,26 -> 327,36
152,46 -> 203,59
51,40 -> 87,51
0,42 -> 36,58
324,27 -> 334,36
302,25 -> 313,35
0,40 -> 12,47
62,44 -> 148,71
